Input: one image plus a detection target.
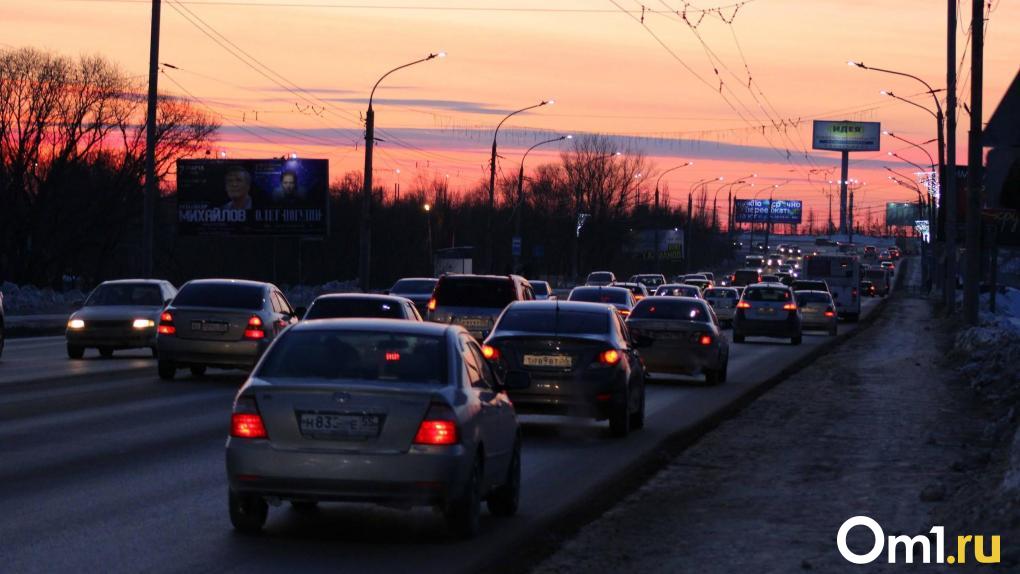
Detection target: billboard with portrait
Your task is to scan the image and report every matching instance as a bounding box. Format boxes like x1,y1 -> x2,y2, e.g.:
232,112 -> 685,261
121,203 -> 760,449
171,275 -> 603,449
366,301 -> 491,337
812,120 -> 881,152
886,202 -> 923,227
733,199 -> 803,224
176,158 -> 329,236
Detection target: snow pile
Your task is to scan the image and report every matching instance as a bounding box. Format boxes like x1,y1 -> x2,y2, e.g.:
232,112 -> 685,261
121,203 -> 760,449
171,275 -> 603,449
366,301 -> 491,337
283,279 -> 360,307
1,282 -> 85,313
953,314 -> 1020,401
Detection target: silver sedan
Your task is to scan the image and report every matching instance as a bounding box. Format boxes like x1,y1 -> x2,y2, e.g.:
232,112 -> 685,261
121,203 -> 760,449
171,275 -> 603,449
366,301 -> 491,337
65,279 -> 177,359
225,319 -> 524,538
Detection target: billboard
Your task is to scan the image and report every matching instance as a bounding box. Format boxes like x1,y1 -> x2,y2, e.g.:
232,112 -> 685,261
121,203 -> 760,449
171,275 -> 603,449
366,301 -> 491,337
733,199 -> 803,224
812,120 -> 881,152
886,202 -> 924,226
176,158 -> 329,236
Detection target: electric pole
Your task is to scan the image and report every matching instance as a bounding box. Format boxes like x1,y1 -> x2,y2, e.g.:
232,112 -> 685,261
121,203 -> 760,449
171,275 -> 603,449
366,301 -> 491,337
963,0 -> 984,324
945,0 -> 958,313
142,0 -> 161,278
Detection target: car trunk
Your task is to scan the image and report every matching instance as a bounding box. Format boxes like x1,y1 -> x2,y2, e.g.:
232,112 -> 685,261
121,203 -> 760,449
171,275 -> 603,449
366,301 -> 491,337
627,319 -> 713,345
254,381 -> 436,454
171,307 -> 258,342
493,334 -> 609,376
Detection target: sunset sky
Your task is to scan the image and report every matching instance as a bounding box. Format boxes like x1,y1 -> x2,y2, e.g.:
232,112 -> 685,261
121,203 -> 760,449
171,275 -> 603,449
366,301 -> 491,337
2,0 -> 1018,224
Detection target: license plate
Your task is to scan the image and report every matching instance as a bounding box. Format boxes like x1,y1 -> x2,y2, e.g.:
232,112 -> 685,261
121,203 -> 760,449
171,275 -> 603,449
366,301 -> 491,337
458,318 -> 488,330
199,321 -> 228,332
523,354 -> 572,368
298,412 -> 383,439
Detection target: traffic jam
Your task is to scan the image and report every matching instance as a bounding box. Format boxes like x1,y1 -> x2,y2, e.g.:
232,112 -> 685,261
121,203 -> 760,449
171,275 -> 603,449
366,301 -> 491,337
39,239 -> 901,539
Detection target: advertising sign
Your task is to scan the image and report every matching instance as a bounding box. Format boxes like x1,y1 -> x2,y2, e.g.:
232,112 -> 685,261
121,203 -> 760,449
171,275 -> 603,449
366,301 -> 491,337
176,158 -> 329,236
886,202 -> 923,227
812,121 -> 881,152
733,199 -> 803,224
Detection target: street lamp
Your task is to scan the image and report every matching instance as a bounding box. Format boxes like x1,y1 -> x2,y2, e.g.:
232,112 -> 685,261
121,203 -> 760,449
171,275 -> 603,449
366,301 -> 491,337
514,134 -> 571,272
359,51 -> 445,292
883,131 -> 937,173
487,99 -> 554,273
652,162 -> 693,268
715,173 -> 755,230
423,203 -> 433,272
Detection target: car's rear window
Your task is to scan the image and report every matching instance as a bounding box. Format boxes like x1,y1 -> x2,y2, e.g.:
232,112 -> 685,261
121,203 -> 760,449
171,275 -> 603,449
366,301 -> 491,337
656,286 -> 700,297
630,299 -> 710,321
744,288 -> 792,302
634,276 -> 664,287
390,279 -> 436,295
734,270 -> 760,282
704,289 -> 736,299
173,283 -> 264,310
305,298 -> 405,320
532,282 -> 550,295
86,283 -> 163,307
796,292 -> 831,304
793,281 -> 827,291
570,287 -> 628,304
434,277 -> 516,308
588,272 -> 613,282
257,330 -> 446,383
496,308 -> 608,335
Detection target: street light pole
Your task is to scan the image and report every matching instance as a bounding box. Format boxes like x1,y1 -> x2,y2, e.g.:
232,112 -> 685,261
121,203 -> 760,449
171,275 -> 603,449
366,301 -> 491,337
142,0 -> 161,278
487,100 -> 553,274
359,51 -> 445,292
653,162 -> 693,269
515,134 -> 570,272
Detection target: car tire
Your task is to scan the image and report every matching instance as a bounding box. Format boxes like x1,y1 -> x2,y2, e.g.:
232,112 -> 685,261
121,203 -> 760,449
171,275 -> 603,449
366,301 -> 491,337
67,344 -> 85,360
190,365 -> 207,377
629,385 -> 646,430
487,440 -> 520,517
158,359 -> 176,380
98,347 -> 114,359
792,334 -> 803,345
150,346 -> 158,359
609,390 -> 631,438
733,332 -> 745,343
229,489 -> 268,534
445,456 -> 482,539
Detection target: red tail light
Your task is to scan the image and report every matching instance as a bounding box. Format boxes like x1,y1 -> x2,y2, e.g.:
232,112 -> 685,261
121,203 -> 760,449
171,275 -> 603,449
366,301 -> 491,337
158,311 -> 175,336
427,298 -> 437,312
783,303 -> 798,311
231,397 -> 267,439
414,403 -> 458,445
824,308 -> 836,317
736,301 -> 751,309
851,288 -> 858,301
244,315 -> 265,340
699,335 -> 712,346
599,349 -> 621,365
481,344 -> 500,361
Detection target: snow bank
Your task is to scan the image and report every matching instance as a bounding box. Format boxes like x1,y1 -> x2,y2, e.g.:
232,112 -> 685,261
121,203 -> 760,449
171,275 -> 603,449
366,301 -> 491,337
1,282 -> 85,314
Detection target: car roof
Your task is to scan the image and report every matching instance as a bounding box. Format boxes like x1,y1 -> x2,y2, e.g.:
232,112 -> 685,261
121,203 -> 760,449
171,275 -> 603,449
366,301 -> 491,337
658,283 -> 698,289
292,318 -> 454,336
97,279 -> 170,286
636,295 -> 706,305
182,278 -> 269,288
746,282 -> 790,289
312,293 -> 413,303
393,277 -> 437,283
704,287 -> 737,292
507,300 -> 614,314
794,289 -> 831,296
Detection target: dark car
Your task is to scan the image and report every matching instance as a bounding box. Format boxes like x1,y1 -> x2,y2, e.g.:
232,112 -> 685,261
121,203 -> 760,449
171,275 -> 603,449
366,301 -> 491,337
388,277 -> 438,314
568,285 -> 637,316
791,279 -> 829,293
481,301 -> 645,436
65,279 -> 177,359
585,271 -> 617,287
654,284 -> 703,299
860,280 -> 877,297
304,293 -> 422,321
156,279 -> 303,380
628,274 -> 667,289
731,268 -> 762,287
612,282 -> 650,302
428,274 -> 534,340
626,297 -> 729,384
0,292 -> 5,360
732,283 -> 803,345
530,280 -> 556,301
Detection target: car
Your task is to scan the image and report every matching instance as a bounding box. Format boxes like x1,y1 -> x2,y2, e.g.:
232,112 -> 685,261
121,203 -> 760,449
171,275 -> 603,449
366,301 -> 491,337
695,271 -> 716,284
731,268 -> 762,287
530,280 -> 556,301
0,291 -> 5,360
760,274 -> 780,283
654,284 -> 703,299
776,264 -> 796,276
388,277 -> 438,315
863,246 -> 878,258
225,319 -> 524,538
568,285 -> 637,316
732,283 -> 803,345
731,240 -> 744,250
482,300 -> 645,436
304,294 -> 422,321
791,279 -> 829,293
585,271 -> 616,286
156,279 -> 302,380
774,272 -> 794,286
889,247 -> 902,260
683,278 -> 711,292
612,282 -> 650,302
627,297 -> 729,384
795,290 -> 838,336
628,274 -> 667,290
65,279 -> 178,359
860,280 -> 877,297
680,273 -> 708,283
703,287 -> 740,324
428,274 -> 534,340
880,261 -> 895,272
765,253 -> 784,269
878,250 -> 891,260
815,237 -> 836,246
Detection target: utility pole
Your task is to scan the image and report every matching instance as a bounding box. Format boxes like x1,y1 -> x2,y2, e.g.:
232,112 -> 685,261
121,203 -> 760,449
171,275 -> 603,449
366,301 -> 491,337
839,151 -> 849,235
359,105 -> 375,292
963,0 -> 984,324
142,0 -> 161,278
848,188 -> 855,244
945,0 -> 959,313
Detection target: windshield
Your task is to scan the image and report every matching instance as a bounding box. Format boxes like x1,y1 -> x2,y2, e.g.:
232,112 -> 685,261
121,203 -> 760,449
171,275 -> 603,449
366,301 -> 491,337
704,289 -> 736,299
305,298 -> 405,320
257,330 -> 446,383
569,287 -> 628,304
173,283 -> 264,310
745,287 -> 792,302
434,277 -> 516,308
630,299 -> 710,321
495,308 -> 607,335
85,283 -> 163,307
390,279 -> 436,295
796,292 -> 831,304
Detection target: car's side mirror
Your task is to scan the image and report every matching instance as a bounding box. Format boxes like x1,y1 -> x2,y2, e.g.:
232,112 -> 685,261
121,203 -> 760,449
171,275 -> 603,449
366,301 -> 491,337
503,370 -> 531,391
293,307 -> 307,319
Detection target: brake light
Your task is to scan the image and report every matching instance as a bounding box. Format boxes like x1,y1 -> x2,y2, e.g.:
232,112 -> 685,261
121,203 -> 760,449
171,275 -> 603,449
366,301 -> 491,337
244,315 -> 265,340
599,349 -> 621,365
824,308 -> 836,317
851,288 -> 858,301
414,403 -> 458,445
231,397 -> 267,439
481,344 -> 500,361
427,298 -> 437,312
620,309 -> 631,317
699,335 -> 712,346
783,303 -> 798,311
157,311 -> 175,336
736,301 -> 751,309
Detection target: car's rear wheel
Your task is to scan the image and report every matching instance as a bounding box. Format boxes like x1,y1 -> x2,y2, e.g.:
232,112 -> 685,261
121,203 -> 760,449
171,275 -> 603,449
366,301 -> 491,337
158,359 -> 176,380
487,440 -> 520,517
67,344 -> 85,360
445,456 -> 482,538
791,334 -> 803,345
609,390 -> 631,437
229,489 -> 267,534
98,347 -> 114,358
190,365 -> 207,377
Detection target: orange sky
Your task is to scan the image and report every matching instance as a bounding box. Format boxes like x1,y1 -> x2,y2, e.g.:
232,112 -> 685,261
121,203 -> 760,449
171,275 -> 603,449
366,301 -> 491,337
2,0 -> 1018,222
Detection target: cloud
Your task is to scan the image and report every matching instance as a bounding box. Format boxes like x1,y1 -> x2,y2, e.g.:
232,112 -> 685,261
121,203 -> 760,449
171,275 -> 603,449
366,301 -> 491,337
323,97 -> 507,116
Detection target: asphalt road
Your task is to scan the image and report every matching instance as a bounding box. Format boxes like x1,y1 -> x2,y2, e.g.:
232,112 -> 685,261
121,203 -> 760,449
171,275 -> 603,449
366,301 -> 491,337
0,288 -> 887,573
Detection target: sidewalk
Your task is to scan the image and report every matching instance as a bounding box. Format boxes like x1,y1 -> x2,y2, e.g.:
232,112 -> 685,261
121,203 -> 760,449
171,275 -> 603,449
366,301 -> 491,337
533,266 -> 1012,571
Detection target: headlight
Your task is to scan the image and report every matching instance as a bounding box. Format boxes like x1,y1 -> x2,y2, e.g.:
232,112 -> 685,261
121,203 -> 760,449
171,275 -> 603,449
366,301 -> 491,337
68,319 -> 85,329
133,319 -> 156,329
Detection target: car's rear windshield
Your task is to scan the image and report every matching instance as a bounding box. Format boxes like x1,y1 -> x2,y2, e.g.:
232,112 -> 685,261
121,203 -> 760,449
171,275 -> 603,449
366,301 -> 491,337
390,279 -> 436,295
496,308 -> 607,335
588,272 -> 613,282
734,270 -> 760,281
434,277 -> 516,308
305,298 -> 405,320
744,288 -> 792,302
656,286 -> 699,297
86,283 -> 163,307
631,299 -> 710,321
173,283 -> 264,310
531,282 -> 550,295
796,292 -> 831,304
634,276 -> 664,286
257,330 -> 446,383
704,289 -> 736,299
570,287 -> 628,304
793,281 -> 827,291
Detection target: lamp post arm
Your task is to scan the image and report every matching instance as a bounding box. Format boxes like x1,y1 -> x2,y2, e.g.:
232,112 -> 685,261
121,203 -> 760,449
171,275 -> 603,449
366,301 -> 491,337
369,54 -> 440,108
